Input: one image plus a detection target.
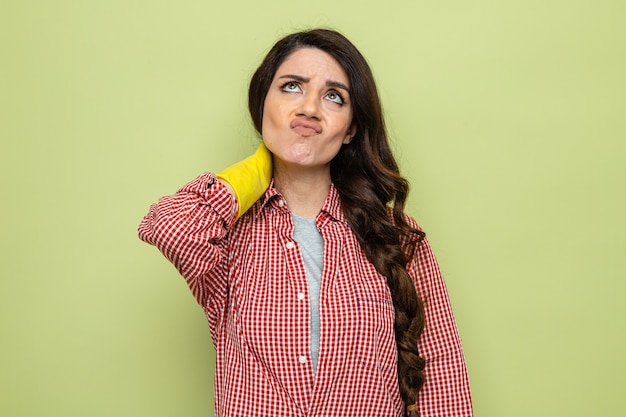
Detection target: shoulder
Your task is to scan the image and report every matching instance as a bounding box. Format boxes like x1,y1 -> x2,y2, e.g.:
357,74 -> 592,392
385,206 -> 423,231
384,206 -> 427,262
402,211 -> 424,234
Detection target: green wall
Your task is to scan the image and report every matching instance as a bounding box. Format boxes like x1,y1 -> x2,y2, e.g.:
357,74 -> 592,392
2,1 -> 625,416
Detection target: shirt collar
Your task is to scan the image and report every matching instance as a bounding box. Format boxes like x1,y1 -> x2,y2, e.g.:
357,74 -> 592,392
318,183 -> 346,224
251,180 -> 347,224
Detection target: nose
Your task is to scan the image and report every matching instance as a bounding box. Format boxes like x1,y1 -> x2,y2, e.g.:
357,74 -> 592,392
296,93 -> 320,120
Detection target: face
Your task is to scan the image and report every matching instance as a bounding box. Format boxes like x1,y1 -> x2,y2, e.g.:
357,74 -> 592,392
261,48 -> 355,173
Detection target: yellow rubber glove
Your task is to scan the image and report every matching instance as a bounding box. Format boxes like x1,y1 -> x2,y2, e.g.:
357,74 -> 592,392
216,142 -> 273,221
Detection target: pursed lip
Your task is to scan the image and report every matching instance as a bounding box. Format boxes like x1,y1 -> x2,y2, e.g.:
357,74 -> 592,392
290,119 -> 322,136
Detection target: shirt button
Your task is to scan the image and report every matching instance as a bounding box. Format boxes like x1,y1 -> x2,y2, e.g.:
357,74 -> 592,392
298,356 -> 307,364
285,241 -> 295,249
297,292 -> 305,300
278,199 -> 285,207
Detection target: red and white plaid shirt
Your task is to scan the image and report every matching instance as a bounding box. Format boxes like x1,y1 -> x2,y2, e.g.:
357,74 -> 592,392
138,172 -> 473,417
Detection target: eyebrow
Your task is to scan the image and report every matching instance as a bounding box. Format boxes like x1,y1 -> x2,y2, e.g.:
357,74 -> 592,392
278,74 -> 350,93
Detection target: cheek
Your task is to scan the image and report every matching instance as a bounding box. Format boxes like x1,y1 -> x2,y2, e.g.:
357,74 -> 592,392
334,114 -> 354,137
260,102 -> 277,138
260,113 -> 281,155
261,94 -> 285,127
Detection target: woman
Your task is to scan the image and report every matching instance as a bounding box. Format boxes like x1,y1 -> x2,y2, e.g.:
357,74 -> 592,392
138,29 -> 472,417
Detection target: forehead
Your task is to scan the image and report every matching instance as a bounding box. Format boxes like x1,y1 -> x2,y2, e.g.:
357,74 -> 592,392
274,48 -> 349,85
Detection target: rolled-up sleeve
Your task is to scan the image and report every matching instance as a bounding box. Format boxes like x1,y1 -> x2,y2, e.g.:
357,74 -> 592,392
138,172 -> 237,309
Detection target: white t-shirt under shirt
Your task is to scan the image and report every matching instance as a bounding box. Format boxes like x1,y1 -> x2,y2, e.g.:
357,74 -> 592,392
291,213 -> 324,373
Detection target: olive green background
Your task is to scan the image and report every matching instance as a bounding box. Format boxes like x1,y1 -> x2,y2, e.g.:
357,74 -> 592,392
1,1 -> 624,416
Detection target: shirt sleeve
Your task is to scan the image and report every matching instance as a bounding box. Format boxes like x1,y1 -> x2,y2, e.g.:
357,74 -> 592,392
137,172 -> 238,310
409,235 -> 474,417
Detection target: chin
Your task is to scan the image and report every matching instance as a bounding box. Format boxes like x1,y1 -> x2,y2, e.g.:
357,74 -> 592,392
280,144 -> 314,162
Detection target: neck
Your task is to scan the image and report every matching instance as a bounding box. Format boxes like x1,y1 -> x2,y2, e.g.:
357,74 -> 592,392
273,163 -> 331,219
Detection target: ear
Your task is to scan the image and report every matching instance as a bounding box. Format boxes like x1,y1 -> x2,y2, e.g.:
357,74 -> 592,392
342,124 -> 357,144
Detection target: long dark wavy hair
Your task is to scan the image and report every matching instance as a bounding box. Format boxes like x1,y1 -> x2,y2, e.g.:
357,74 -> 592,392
248,29 -> 426,415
